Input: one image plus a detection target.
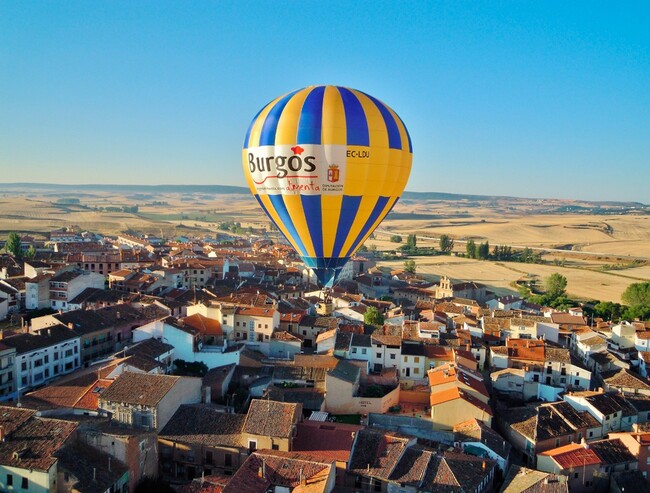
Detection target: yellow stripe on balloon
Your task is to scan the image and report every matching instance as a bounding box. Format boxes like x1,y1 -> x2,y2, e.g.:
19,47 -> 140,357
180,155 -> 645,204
241,149 -> 257,193
257,194 -> 301,254
343,196 -> 399,258
320,195 -> 343,257
275,87 -> 311,145
282,194 -> 316,257
247,94 -> 285,148
339,195 -> 380,256
321,86 -> 347,146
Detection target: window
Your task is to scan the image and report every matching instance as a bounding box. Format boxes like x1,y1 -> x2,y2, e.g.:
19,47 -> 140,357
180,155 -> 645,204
390,353 -> 395,360
573,472 -> 579,479
54,351 -> 59,361
44,355 -> 49,363
21,362 -> 26,371
555,438 -> 560,447
361,348 -> 367,355
272,443 -> 279,450
403,356 -> 408,362
575,380 -> 579,386
225,454 -> 232,467
414,357 -> 420,363
206,451 -> 213,464
352,348 -> 357,353
22,477 -> 28,489
248,440 -> 257,452
414,368 -> 419,375
376,352 -> 381,358
7,474 -> 12,486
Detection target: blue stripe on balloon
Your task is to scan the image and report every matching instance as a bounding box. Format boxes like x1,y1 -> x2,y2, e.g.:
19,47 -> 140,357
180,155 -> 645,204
267,194 -> 308,257
346,196 -> 390,256
399,115 -> 413,153
253,195 -> 292,247
259,89 -> 301,146
300,195 -> 323,258
337,87 -> 369,146
332,195 -> 362,258
362,92 -> 402,150
297,86 -> 325,145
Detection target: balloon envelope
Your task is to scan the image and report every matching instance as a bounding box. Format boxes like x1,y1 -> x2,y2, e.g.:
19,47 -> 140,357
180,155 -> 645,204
242,85 -> 412,287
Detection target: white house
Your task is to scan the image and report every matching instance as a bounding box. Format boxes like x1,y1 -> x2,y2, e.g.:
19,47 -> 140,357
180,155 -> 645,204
371,332 -> 402,373
3,326 -> 81,395
635,330 -> 650,352
611,322 -> 637,350
563,391 -> 638,436
133,317 -> 241,368
25,274 -> 52,310
49,269 -> 105,312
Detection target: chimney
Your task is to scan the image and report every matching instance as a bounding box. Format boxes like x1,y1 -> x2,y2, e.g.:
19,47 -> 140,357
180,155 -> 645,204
93,468 -> 96,481
0,425 -> 4,442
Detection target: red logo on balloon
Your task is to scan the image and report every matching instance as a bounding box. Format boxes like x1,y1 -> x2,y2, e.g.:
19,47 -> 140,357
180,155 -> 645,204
328,165 -> 340,183
291,146 -> 304,155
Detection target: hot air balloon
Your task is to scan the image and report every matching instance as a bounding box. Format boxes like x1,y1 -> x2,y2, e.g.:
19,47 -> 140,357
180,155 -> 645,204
242,85 -> 412,288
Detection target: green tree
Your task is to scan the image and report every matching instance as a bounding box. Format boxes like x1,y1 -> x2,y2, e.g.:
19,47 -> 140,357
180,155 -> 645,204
477,241 -> 490,260
622,282 -> 650,309
620,282 -> 650,321
545,273 -> 568,299
390,235 -> 403,243
5,233 -> 21,257
364,306 -> 384,326
593,301 -> 624,321
439,235 -> 454,254
466,240 -> 476,259
404,259 -> 416,274
24,245 -> 36,260
406,234 -> 417,251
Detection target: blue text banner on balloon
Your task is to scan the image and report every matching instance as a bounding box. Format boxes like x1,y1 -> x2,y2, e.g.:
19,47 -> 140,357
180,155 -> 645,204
245,144 -> 348,196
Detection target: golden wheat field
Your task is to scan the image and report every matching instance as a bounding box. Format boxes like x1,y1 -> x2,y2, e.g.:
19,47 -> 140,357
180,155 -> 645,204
1,189 -> 648,303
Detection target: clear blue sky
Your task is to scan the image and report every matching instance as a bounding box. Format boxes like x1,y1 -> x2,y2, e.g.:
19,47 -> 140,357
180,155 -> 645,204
1,1 -> 649,203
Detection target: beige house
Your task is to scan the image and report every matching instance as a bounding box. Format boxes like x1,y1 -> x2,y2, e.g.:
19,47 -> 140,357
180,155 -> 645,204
242,399 -> 302,452
234,306 -> 279,343
324,360 -> 400,415
98,372 -> 202,432
159,404 -> 248,481
429,387 -> 493,430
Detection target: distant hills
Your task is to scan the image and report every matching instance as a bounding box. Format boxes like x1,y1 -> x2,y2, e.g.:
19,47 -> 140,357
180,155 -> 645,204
0,182 -> 646,208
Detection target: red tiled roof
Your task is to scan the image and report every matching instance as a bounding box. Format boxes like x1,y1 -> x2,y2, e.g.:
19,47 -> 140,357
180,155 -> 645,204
429,387 -> 493,416
182,313 -> 223,336
236,306 -> 277,317
539,443 -> 600,469
293,421 -> 362,463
